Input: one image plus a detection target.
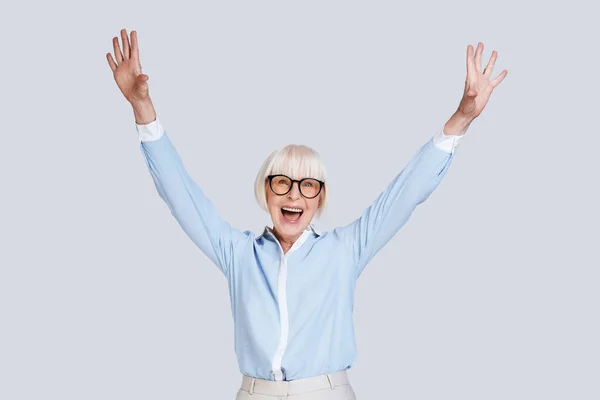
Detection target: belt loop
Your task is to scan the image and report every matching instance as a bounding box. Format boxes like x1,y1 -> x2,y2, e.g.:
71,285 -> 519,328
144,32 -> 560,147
249,378 -> 255,395
326,374 -> 334,390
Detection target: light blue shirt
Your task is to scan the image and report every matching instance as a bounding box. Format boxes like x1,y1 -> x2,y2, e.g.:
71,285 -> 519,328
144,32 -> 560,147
136,118 -> 461,381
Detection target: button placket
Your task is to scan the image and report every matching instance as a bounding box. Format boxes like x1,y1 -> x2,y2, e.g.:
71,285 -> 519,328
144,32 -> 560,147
268,228 -> 311,381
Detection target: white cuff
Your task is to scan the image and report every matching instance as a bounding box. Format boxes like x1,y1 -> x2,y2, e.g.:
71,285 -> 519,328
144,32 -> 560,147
135,118 -> 164,142
432,128 -> 464,154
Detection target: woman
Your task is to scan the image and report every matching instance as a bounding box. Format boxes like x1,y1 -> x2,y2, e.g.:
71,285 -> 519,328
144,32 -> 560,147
106,29 -> 507,399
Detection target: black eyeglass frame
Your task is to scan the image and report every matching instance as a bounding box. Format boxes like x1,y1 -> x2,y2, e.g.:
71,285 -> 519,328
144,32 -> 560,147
267,174 -> 325,199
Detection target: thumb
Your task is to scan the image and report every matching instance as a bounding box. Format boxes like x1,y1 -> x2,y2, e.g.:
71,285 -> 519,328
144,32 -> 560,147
134,74 -> 149,93
466,84 -> 477,98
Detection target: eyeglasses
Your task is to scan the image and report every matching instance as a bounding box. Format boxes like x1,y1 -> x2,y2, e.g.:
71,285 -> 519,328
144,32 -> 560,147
267,174 -> 324,199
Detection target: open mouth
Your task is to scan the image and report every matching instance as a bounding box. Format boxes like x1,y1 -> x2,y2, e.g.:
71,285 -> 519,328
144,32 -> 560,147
281,206 -> 303,223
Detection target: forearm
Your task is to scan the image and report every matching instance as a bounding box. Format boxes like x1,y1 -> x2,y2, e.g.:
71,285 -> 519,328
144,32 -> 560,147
132,98 -> 157,125
444,112 -> 474,136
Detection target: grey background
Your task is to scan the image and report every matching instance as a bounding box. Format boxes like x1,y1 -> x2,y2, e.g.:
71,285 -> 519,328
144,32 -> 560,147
1,0 -> 598,399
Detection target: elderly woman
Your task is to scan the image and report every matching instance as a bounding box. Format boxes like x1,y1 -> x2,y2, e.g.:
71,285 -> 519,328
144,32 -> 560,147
107,29 -> 507,400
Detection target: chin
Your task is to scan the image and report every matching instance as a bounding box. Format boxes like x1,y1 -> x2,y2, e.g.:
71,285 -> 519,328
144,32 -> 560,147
277,221 -> 306,235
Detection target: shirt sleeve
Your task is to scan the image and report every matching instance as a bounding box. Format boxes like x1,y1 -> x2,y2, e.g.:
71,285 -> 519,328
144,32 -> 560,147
136,118 -> 249,277
332,133 -> 457,278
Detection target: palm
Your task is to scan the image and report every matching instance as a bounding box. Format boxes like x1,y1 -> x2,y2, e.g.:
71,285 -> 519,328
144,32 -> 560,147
458,42 -> 508,119
106,29 -> 149,104
114,55 -> 144,101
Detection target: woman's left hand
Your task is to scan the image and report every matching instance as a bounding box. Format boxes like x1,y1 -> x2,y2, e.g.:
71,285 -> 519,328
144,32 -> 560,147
457,42 -> 508,120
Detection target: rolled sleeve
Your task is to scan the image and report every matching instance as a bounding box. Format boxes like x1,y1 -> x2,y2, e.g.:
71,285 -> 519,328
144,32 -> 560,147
136,118 -> 164,142
432,128 -> 464,154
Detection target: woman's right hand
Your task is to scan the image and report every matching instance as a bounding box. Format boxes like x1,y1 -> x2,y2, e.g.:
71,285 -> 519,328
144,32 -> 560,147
106,29 -> 150,105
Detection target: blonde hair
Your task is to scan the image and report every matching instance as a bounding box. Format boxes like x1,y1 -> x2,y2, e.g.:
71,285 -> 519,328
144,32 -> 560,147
254,144 -> 328,218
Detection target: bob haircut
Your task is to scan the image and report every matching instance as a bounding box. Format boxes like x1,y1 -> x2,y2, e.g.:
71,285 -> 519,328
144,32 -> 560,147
254,144 -> 328,218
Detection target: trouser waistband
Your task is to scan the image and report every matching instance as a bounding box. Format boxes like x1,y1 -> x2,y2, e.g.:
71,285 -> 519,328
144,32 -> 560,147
241,370 -> 349,396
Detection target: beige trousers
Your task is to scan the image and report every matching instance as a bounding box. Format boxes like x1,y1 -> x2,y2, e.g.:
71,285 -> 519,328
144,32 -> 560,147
235,370 -> 356,400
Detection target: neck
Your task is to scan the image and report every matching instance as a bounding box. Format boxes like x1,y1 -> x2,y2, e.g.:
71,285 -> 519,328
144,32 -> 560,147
280,241 -> 294,255
271,228 -> 305,255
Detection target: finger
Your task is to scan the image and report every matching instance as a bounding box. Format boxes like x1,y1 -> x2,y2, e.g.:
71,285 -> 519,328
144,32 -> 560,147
106,53 -> 118,72
466,44 -> 476,82
131,30 -> 139,60
491,69 -> 508,87
113,36 -> 124,65
131,30 -> 143,73
483,50 -> 497,77
474,42 -> 483,73
121,29 -> 130,60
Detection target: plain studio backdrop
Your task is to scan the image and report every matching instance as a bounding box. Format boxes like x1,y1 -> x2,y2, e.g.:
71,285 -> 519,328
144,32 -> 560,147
0,1 -> 598,399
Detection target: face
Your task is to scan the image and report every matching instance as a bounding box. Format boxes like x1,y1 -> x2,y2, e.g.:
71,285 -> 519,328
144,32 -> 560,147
265,175 -> 323,242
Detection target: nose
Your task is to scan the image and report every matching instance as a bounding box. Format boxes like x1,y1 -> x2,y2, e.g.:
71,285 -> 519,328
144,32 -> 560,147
287,181 -> 301,199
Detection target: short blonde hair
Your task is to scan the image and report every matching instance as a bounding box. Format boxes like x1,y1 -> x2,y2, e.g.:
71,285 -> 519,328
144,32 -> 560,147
254,144 -> 328,218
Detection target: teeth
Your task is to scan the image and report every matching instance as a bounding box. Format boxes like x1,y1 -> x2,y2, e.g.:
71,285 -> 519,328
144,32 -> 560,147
282,207 -> 302,213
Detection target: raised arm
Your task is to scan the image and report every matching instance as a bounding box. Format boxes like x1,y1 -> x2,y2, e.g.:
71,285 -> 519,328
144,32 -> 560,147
334,42 -> 507,277
107,29 -> 248,276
